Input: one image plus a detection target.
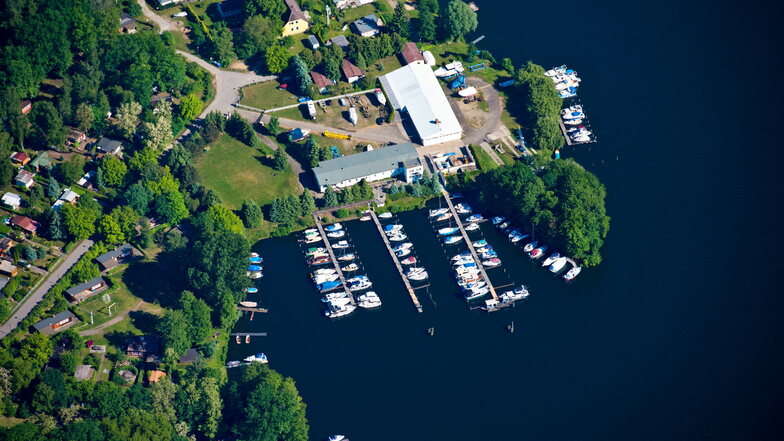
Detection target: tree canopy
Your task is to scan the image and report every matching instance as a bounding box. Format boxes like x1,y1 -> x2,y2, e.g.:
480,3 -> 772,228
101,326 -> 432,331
443,0 -> 478,41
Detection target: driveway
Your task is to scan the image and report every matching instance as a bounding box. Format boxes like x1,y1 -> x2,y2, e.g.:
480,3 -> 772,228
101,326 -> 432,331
0,239 -> 95,337
457,77 -> 504,145
137,0 -> 180,33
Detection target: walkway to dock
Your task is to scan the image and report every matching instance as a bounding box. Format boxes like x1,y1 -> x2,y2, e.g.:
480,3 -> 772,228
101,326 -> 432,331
229,332 -> 268,337
369,211 -> 423,313
237,306 -> 269,313
440,191 -> 498,300
312,215 -> 355,305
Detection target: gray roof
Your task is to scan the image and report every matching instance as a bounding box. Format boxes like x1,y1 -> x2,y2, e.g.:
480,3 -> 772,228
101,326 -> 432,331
96,244 -> 134,264
352,14 -> 381,35
312,143 -> 420,188
65,276 -> 106,297
33,310 -> 74,331
96,137 -> 122,153
331,35 -> 350,48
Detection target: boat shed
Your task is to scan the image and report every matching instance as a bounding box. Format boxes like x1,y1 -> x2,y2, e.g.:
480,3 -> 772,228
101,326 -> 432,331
311,142 -> 423,192
379,64 -> 463,146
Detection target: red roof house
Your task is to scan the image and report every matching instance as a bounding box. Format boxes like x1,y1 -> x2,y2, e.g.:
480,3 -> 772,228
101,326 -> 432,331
10,152 -> 30,166
310,71 -> 334,93
341,59 -> 365,83
400,42 -> 425,65
20,100 -> 32,114
11,215 -> 40,235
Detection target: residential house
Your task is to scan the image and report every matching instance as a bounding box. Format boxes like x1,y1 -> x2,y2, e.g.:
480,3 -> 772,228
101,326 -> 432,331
179,348 -> 200,364
400,42 -> 425,66
95,244 -> 142,271
33,310 -> 77,335
11,215 -> 40,235
13,169 -> 35,189
65,276 -> 108,303
329,35 -> 350,49
77,171 -> 95,189
310,71 -> 334,94
342,59 -> 365,83
119,13 -> 137,33
332,0 -> 375,9
148,370 -> 167,383
10,152 -> 30,166
351,14 -> 383,37
125,335 -> 161,358
67,128 -> 87,146
74,365 -> 95,381
30,152 -> 52,171
95,137 -> 123,156
156,0 -> 179,8
20,100 -> 31,114
0,260 -> 17,277
216,0 -> 243,18
307,35 -> 320,49
59,188 -> 80,205
282,0 -> 309,37
1,192 -> 21,210
0,238 -> 15,255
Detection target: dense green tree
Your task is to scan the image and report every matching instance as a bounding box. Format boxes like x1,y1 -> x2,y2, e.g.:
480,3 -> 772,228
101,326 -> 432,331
115,101 -> 142,138
389,3 -> 411,38
123,182 -> 154,215
44,209 -> 67,240
240,199 -> 264,228
264,45 -> 291,74
502,57 -> 515,74
212,24 -> 237,66
239,15 -> 278,58
515,61 -> 563,151
100,155 -> 127,187
144,101 -> 173,150
291,55 -> 312,96
46,178 -> 62,200
299,190 -> 316,217
273,147 -> 289,171
443,0 -> 478,41
419,0 -> 439,14
203,204 -> 245,235
178,93 -> 202,121
157,309 -> 190,356
61,204 -> 98,240
74,102 -> 94,132
187,230 -> 250,304
30,101 -> 65,147
323,186 -> 338,207
56,157 -> 86,185
97,215 -> 124,245
153,191 -> 189,225
267,115 -> 280,136
245,0 -> 286,18
180,290 -> 213,345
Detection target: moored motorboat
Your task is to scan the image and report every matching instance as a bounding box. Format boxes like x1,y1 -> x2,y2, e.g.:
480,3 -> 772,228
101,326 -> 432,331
308,255 -> 332,265
438,227 -> 459,235
317,281 -> 343,293
325,303 -> 356,318
548,257 -> 568,273
337,253 -> 356,261
341,263 -> 359,272
429,208 -> 449,217
510,232 -> 529,243
407,268 -> 429,281
393,242 -> 414,252
384,224 -> 403,233
466,214 -> 483,223
498,221 -> 510,230
542,252 -> 561,267
563,118 -> 583,126
562,111 -> 585,120
313,268 -> 337,276
248,256 -> 263,264
452,255 -> 475,266
346,275 -> 368,284
395,248 -> 412,257
452,251 -> 471,261
464,286 -> 490,301
388,233 -> 407,241
246,287 -> 258,294
304,235 -> 322,244
325,223 -> 343,232
500,286 -> 529,303
348,279 -> 372,291
322,292 -> 349,302
358,291 -> 382,308
327,230 -> 345,238
563,266 -> 582,281
332,240 -> 350,249
378,212 -> 393,219
226,360 -> 241,368
472,239 -> 488,248
313,274 -> 339,284
482,258 -> 502,268
444,235 -> 463,245
522,240 -> 539,253
491,216 -> 506,225
529,245 -> 549,259
434,212 -> 453,222
465,223 -> 480,231
401,256 -> 417,265
239,301 -> 257,308
243,353 -> 268,363
306,247 -> 327,256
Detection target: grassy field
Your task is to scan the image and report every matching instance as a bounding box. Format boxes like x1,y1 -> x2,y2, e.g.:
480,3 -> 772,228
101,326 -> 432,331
196,133 -> 300,209
241,80 -> 302,110
470,144 -> 499,171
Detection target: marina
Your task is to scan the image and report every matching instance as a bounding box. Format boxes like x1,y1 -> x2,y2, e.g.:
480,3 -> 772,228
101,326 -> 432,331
311,215 -> 357,313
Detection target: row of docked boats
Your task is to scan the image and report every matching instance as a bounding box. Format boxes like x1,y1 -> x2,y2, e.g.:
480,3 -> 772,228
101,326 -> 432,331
226,352 -> 269,368
385,219 -> 429,282
491,216 -> 582,281
246,252 -> 263,279
546,65 -> 582,99
560,104 -> 595,143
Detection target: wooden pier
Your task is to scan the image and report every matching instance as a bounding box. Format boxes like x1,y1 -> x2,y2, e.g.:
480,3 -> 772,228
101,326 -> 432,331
369,211 -> 423,313
237,306 -> 268,313
441,190 -> 498,300
312,215 -> 355,305
229,333 -> 267,337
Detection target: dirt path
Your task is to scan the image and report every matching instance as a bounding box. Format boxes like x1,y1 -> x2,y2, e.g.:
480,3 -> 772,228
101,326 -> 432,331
79,299 -> 144,337
260,114 -> 408,145
137,0 -> 181,33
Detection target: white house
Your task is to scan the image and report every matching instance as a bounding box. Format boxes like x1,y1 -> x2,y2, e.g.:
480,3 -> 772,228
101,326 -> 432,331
332,0 -> 375,9
1,192 -> 22,210
312,143 -> 423,192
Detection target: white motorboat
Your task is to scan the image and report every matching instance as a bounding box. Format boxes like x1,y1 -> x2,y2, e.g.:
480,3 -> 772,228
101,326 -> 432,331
453,255 -> 475,266
572,134 -> 591,143
239,301 -> 257,308
561,105 -> 582,114
438,227 -> 459,235
458,86 -> 477,97
407,269 -> 429,281
327,230 -> 345,238
384,224 -> 403,233
388,233 -> 407,241
545,65 -> 567,77
304,228 -> 318,236
325,303 -> 356,318
542,252 -> 561,267
548,257 -> 568,273
444,236 -> 463,245
337,253 -> 356,261
246,287 -> 258,294
429,208 -> 449,217
434,212 -> 453,222
328,436 -> 347,441
393,242 -> 414,252
452,251 -> 471,261
523,240 -> 539,253
375,88 -> 386,105
464,286 -> 489,301
564,119 -> 583,126
395,248 -> 411,257
458,280 -> 486,290
562,111 -> 585,120
465,223 -> 480,231
304,235 -> 323,244
313,274 -> 339,284
510,232 -> 529,243
346,275 -> 368,284
332,240 -> 350,249
472,239 -> 488,248
348,279 -> 373,291
313,268 -> 337,276
455,203 -> 472,214
341,263 -> 359,272
529,245 -> 548,259
401,256 -> 417,265
498,221 -> 509,230
358,291 -> 382,308
482,258 -> 502,268
324,296 -> 352,306
243,353 -> 268,363
563,266 -> 582,281
500,287 -> 529,303
491,216 -> 506,225
325,223 -> 343,231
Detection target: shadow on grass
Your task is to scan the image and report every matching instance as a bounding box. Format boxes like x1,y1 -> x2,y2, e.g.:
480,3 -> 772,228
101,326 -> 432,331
121,256 -> 188,309
128,311 -> 159,335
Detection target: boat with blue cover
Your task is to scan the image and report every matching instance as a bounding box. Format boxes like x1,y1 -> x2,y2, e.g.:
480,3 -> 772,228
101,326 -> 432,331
243,353 -> 268,363
317,281 -> 343,293
248,256 -> 263,264
246,287 -> 258,294
247,265 -> 262,272
325,223 -> 343,232
444,236 -> 463,245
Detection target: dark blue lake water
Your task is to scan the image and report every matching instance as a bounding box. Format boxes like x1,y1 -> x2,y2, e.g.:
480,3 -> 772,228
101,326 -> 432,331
230,1 -> 784,439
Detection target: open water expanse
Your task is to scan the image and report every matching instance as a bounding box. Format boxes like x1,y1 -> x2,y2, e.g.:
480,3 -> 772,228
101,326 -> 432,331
229,1 -> 784,439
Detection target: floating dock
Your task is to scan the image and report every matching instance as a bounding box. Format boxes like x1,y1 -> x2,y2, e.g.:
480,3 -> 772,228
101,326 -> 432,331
312,215 -> 356,305
237,306 -> 268,313
229,332 -> 268,337
440,191 -> 498,300
369,211 -> 423,313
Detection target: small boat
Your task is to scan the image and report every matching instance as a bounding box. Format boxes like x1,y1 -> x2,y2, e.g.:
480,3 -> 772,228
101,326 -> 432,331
388,233 -> 407,241
429,208 -> 449,217
375,88 -> 386,105
450,192 -> 464,199
472,239 -> 488,248
313,274 -> 339,284
308,256 -> 332,266
465,223 -> 480,231
434,212 -> 453,222
226,360 -> 241,368
542,252 -> 561,267
564,118 -> 583,126
341,263 -> 359,272
392,243 -> 413,252
479,250 -> 498,259
235,335 -> 241,344
500,286 -> 529,303
248,256 -> 263,264
572,134 -> 592,143
313,268 -> 337,276
243,353 -> 268,363
548,257 -> 568,273
562,111 -> 585,120
407,268 -> 428,281
523,240 -> 539,253
395,248 -> 411,258
510,233 -> 529,243
384,224 -> 403,233
245,334 -> 250,344
358,291 -> 382,308
453,255 -> 475,266
438,227 -> 459,236
328,436 -> 347,441
246,271 -> 263,279
304,228 -> 318,236
246,287 -> 258,294
337,253 -> 356,261
325,223 -> 343,232
563,266 -> 582,281
250,252 -> 260,257
240,301 -> 257,308
444,235 -> 463,245
545,65 -> 567,77
455,203 -> 472,214
247,265 -> 262,272
482,258 -> 502,268
325,303 -> 356,318
401,256 -> 417,265
327,230 -> 345,238
561,105 -> 583,114
529,245 -> 549,259
452,251 -> 471,261
458,86 -> 478,97
378,212 -> 393,219
348,279 -> 372,291
306,247 -> 327,256
359,214 -> 371,221
346,275 -> 368,284
458,280 -> 486,290
464,286 -> 489,301
466,214 -> 483,223
498,221 -> 509,230
318,281 -> 343,293
304,235 -> 322,244
332,240 -> 350,249
491,216 -> 506,225
325,296 -> 352,306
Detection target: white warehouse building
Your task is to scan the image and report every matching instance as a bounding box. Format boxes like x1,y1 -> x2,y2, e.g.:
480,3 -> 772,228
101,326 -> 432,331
379,63 -> 463,146
312,143 -> 423,192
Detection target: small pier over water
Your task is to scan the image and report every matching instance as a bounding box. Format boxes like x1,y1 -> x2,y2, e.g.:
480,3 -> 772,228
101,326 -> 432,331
312,214 -> 355,304
441,190 -> 498,300
369,210 -> 423,313
229,332 -> 267,337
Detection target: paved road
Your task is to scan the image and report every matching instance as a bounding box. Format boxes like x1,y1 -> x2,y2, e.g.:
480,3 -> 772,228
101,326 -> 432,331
0,239 -> 95,338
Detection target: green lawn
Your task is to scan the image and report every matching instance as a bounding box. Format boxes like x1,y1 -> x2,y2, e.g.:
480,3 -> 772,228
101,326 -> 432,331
196,133 -> 300,209
241,80 -> 302,110
470,144 -> 499,171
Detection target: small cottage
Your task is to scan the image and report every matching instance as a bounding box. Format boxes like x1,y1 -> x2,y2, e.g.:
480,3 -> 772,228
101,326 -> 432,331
400,42 -> 425,66
307,35 -> 320,49
95,137 -> 123,156
0,260 -> 17,277
13,170 -> 35,189
342,59 -> 365,83
10,152 -> 30,166
1,192 -> 22,210
33,310 -> 77,335
351,14 -> 383,37
11,215 -> 40,235
65,276 -> 108,303
95,244 -> 141,271
310,71 -> 334,94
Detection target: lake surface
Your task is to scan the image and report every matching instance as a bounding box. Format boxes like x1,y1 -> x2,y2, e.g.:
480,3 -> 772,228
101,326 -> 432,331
230,1 -> 784,439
